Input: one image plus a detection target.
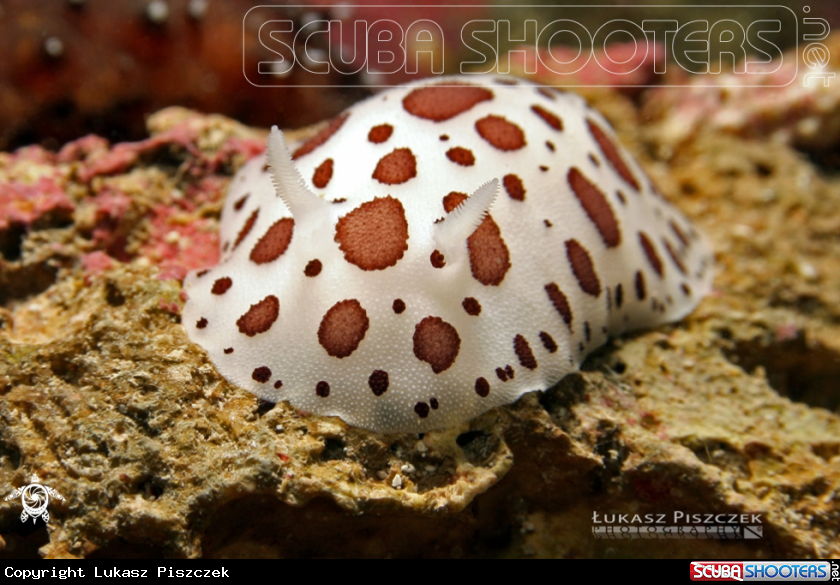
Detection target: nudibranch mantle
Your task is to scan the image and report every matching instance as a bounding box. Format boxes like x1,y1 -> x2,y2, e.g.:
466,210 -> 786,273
182,75 -> 713,434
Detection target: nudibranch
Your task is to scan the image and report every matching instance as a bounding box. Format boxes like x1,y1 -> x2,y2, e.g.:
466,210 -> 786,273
182,75 -> 713,434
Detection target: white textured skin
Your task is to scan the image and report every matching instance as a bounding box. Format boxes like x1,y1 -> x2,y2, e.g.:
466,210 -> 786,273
182,75 -> 713,434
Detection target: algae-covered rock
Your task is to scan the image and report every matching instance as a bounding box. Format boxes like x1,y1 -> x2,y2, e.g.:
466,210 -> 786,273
1,93 -> 839,558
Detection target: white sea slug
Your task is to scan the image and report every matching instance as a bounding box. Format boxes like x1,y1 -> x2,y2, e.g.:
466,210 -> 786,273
182,75 -> 713,434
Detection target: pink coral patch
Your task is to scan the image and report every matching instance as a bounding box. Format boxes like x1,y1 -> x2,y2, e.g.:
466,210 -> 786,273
81,251 -> 114,276
0,177 -> 74,234
140,204 -> 220,281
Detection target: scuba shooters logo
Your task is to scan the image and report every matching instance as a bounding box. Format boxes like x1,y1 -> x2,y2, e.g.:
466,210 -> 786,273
690,561 -> 837,581
3,474 -> 64,524
243,4 -> 804,87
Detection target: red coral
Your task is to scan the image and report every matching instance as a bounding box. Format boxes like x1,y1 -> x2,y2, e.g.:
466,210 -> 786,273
81,251 -> 114,275
57,135 -> 110,163
88,188 -> 132,261
142,204 -> 219,282
77,126 -> 200,183
0,176 -> 74,233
